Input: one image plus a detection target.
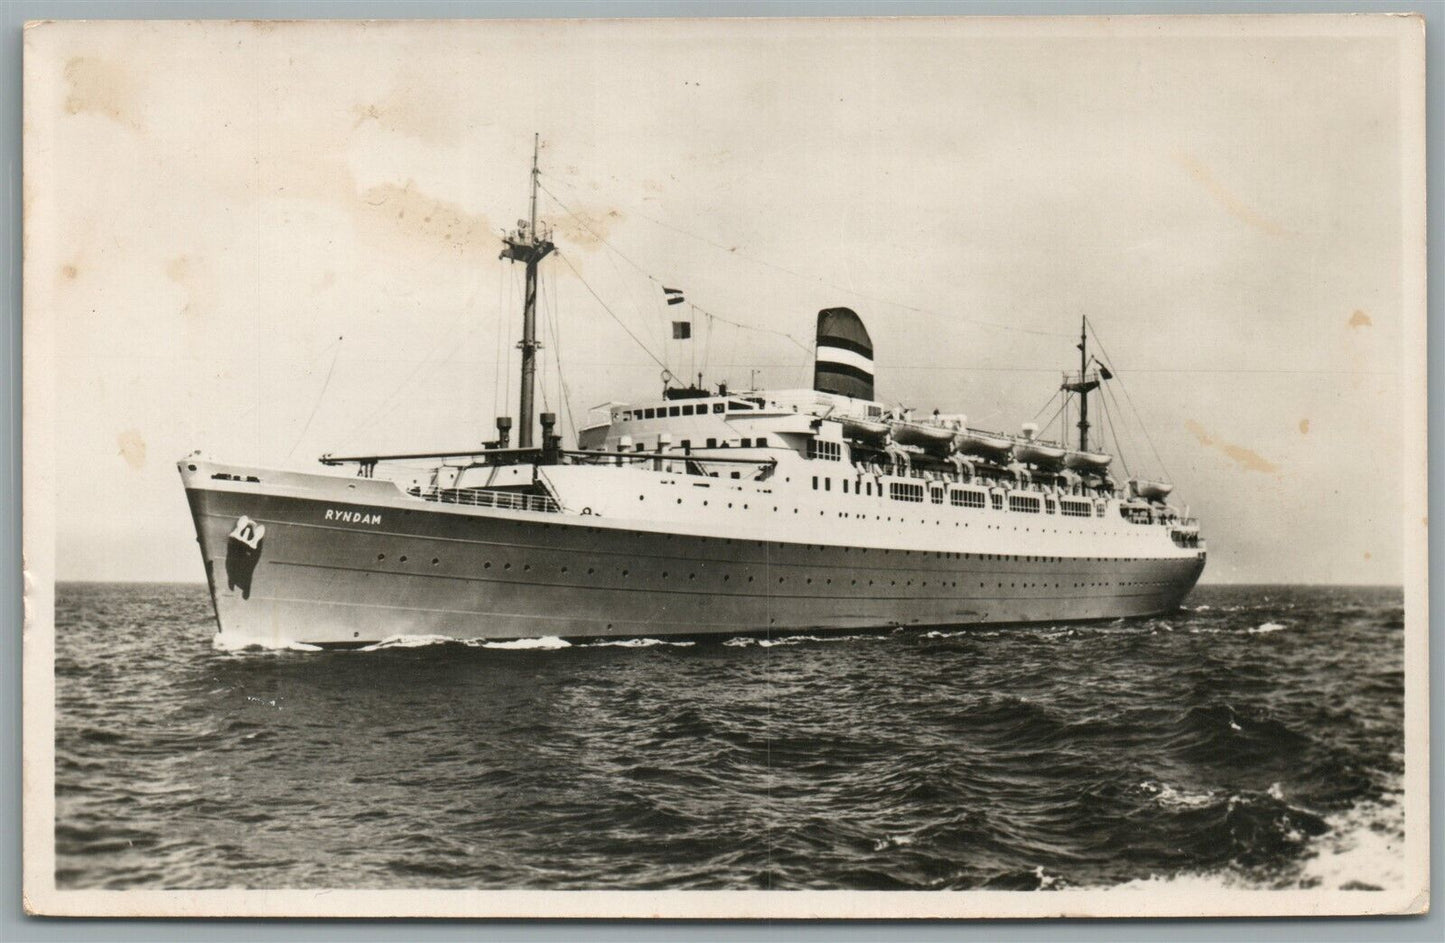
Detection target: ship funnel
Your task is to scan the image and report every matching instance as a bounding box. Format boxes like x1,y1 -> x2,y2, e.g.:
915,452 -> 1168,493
813,307 -> 874,401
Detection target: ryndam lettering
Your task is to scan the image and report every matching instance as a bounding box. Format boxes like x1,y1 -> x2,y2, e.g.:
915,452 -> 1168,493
324,508 -> 383,526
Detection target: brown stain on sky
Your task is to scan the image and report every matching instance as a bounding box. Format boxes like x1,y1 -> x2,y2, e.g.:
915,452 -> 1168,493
116,429 -> 146,470
358,181 -> 494,251
1175,152 -> 1285,237
551,207 -> 623,250
1298,419 -> 1310,434
1185,419 -> 1280,474
351,91 -> 462,147
63,57 -> 139,129
166,255 -> 214,319
1348,309 -> 1373,328
60,263 -> 78,281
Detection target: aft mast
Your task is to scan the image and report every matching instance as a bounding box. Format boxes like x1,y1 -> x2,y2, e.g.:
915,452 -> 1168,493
500,134 -> 556,449
1062,316 -> 1101,452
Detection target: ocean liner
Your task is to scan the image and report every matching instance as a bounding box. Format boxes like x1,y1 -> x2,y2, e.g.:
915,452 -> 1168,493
179,143 -> 1206,648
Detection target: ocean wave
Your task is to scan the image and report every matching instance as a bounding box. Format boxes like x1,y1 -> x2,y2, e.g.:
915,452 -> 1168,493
582,638 -> 695,648
1250,622 -> 1289,634
1105,788 -> 1404,893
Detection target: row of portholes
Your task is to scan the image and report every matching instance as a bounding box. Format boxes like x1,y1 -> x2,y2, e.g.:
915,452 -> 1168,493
372,546 -> 1178,578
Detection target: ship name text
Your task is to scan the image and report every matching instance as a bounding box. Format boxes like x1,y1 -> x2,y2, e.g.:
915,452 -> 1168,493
324,508 -> 383,526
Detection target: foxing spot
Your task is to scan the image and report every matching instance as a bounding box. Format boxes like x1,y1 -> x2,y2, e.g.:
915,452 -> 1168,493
1185,420 -> 1279,474
117,429 -> 146,470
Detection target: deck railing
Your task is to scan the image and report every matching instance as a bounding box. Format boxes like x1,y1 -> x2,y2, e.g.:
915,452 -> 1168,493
408,486 -> 561,514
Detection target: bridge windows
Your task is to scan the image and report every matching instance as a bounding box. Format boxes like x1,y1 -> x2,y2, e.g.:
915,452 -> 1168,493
808,440 -> 842,461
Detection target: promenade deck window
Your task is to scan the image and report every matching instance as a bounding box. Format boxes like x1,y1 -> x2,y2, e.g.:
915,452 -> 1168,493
950,489 -> 986,509
1009,495 -> 1041,514
890,482 -> 925,503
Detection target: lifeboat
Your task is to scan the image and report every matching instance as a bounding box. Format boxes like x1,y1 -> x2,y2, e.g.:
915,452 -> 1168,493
1133,478 -> 1174,501
1063,449 -> 1112,471
952,428 -> 1014,461
1014,440 -> 1066,468
890,419 -> 955,455
1013,421 -> 1065,468
839,415 -> 890,444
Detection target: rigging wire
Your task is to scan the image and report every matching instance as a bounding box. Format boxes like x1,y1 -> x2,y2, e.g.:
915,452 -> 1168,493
540,185 -> 665,365
543,260 -> 579,443
690,303 -> 812,354
540,179 -> 816,360
554,249 -> 671,373
1037,394 -> 1069,445
538,170 -> 1077,340
286,335 -> 345,460
1030,389 -> 1061,423
1087,322 -> 1172,481
1102,379 -> 1142,477
332,295 -> 480,452
537,270 -> 552,415
1097,383 -> 1131,478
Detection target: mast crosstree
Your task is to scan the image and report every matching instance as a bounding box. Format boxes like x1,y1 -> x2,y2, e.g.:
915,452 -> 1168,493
1061,316 -> 1111,453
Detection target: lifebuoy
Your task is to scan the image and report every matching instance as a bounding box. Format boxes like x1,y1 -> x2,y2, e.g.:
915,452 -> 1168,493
580,507 -> 593,516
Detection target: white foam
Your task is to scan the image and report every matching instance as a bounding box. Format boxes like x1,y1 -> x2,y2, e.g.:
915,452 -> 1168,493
211,634 -> 322,653
1109,787 -> 1406,893
1250,622 -> 1288,634
724,634 -> 880,648
358,634 -> 459,651
1138,780 -> 1218,810
1297,793 -> 1405,892
480,636 -> 572,650
584,638 -> 695,648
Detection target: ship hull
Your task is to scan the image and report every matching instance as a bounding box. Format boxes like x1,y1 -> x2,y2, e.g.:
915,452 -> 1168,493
182,465 -> 1206,648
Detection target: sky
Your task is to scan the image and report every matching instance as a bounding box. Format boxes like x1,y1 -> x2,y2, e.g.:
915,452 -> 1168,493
24,16 -> 1422,584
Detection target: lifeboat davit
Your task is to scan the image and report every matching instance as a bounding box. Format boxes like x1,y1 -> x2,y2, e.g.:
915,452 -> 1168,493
1133,478 -> 1174,500
1063,449 -> 1112,471
953,428 -> 1014,461
890,419 -> 954,455
840,415 -> 890,444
